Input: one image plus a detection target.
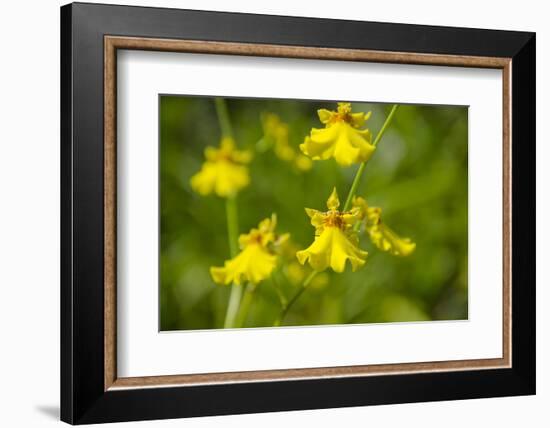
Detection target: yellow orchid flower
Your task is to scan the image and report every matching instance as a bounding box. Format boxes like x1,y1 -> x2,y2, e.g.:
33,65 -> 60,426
300,102 -> 375,167
296,188 -> 368,273
190,137 -> 252,197
353,196 -> 416,257
261,112 -> 313,171
210,215 -> 287,286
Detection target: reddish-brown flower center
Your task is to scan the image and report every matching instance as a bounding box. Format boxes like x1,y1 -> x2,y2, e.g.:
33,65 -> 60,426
324,211 -> 345,229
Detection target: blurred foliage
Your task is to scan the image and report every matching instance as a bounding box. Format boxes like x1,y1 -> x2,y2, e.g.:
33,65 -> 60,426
159,96 -> 468,331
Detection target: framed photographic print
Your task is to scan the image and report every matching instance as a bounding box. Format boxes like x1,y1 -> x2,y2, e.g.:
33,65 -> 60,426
60,2 -> 536,424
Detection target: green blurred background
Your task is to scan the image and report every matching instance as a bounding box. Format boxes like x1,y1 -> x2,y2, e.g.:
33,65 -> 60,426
159,96 -> 468,331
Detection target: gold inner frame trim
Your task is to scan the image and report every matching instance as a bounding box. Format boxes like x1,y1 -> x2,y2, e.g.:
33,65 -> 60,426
104,35 -> 512,391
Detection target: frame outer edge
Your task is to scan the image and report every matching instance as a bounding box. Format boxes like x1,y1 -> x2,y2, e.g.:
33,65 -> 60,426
71,3 -> 111,423
510,33 -> 536,392
60,3 -> 75,424
73,2 -> 533,58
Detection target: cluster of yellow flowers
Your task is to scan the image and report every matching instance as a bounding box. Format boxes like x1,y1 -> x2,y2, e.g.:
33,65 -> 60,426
295,103 -> 415,274
189,100 -> 415,327
295,189 -> 415,275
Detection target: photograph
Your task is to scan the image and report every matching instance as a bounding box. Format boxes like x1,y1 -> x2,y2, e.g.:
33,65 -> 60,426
159,96 -> 469,330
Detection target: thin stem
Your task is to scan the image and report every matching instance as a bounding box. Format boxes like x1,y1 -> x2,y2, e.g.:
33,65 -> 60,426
274,271 -> 317,326
235,284 -> 256,328
215,98 -> 242,329
224,283 -> 243,329
214,97 -> 234,138
342,104 -> 400,211
222,195 -> 241,329
271,271 -> 288,308
373,104 -> 399,147
342,163 -> 366,211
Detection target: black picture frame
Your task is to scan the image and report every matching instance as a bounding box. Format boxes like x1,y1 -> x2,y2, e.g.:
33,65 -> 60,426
61,2 -> 535,424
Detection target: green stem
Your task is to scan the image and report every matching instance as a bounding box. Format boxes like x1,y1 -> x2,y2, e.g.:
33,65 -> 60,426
271,271 -> 288,308
223,196 -> 241,329
373,104 -> 400,148
274,271 -> 317,326
214,98 -> 242,329
224,283 -> 242,329
235,284 -> 256,328
342,104 -> 399,211
215,97 -> 234,138
342,163 -> 367,212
